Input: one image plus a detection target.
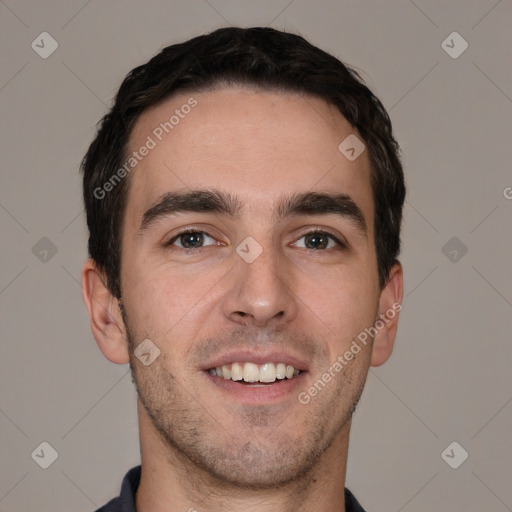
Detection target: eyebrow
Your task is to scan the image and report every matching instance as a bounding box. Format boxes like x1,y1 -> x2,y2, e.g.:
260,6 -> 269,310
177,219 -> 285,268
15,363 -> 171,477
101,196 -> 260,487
138,189 -> 367,237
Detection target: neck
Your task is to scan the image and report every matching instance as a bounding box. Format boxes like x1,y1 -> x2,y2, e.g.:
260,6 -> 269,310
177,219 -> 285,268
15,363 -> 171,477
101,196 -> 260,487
135,399 -> 350,512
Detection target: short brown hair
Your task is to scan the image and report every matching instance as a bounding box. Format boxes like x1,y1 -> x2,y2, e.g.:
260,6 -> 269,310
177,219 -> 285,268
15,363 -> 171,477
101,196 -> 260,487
81,26 -> 405,298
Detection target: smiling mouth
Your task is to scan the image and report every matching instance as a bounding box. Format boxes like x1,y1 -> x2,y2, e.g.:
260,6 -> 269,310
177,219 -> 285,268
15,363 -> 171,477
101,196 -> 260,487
207,362 -> 303,385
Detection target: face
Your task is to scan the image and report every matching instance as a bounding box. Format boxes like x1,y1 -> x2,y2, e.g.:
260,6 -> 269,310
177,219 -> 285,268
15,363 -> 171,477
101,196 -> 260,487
119,86 -> 382,488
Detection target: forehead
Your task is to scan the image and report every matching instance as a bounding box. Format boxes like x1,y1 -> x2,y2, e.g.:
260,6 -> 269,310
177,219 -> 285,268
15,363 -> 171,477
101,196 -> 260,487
124,86 -> 373,227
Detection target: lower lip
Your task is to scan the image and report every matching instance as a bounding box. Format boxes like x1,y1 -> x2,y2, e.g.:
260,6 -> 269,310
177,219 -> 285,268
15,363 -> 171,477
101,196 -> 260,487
202,371 -> 308,405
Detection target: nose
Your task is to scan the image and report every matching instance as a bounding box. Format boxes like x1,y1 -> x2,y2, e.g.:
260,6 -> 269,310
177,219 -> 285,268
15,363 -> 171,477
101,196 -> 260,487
222,240 -> 299,328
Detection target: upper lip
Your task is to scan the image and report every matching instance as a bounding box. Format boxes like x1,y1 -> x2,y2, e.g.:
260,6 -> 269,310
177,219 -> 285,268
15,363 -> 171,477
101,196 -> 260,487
203,351 -> 309,371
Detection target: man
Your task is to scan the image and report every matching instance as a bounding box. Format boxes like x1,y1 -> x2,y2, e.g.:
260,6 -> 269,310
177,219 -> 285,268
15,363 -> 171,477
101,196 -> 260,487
81,26 -> 405,512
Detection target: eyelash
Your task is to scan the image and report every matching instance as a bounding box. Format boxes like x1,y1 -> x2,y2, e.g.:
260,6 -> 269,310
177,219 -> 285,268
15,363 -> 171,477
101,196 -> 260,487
165,228 -> 346,251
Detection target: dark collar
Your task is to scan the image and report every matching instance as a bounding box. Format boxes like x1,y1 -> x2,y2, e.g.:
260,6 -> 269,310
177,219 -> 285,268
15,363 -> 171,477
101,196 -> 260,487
96,465 -> 367,512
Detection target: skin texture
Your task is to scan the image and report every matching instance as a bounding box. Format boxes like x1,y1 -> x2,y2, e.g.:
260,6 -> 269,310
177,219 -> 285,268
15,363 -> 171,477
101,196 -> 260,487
82,86 -> 403,512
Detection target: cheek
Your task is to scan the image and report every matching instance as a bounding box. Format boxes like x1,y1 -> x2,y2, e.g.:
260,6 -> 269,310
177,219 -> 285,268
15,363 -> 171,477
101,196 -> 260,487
297,265 -> 377,345
122,259 -> 224,338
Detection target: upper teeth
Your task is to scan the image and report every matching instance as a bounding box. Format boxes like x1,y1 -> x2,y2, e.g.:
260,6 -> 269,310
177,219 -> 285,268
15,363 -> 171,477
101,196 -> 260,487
208,362 -> 301,383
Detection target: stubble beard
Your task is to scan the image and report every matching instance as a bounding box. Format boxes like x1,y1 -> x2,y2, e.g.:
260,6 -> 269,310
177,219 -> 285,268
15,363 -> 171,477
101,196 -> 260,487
121,305 -> 369,492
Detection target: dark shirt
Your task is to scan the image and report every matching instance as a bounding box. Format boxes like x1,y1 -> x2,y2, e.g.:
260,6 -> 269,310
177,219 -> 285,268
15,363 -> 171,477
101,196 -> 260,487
95,465 -> 368,511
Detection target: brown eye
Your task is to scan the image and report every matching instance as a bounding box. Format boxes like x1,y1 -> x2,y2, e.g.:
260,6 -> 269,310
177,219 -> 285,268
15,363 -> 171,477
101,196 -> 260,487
294,231 -> 344,250
168,231 -> 216,249
304,233 -> 329,249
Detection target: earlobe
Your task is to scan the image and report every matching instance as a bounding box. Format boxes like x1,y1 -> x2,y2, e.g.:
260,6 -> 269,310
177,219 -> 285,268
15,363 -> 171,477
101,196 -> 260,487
370,262 -> 403,367
81,259 -> 130,365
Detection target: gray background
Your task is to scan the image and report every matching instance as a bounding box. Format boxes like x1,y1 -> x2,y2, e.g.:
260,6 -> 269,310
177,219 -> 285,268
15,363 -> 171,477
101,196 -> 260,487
1,1 -> 511,511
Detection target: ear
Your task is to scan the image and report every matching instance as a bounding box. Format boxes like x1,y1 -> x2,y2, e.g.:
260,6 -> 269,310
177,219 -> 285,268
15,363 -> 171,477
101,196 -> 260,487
81,259 -> 130,364
370,262 -> 403,367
